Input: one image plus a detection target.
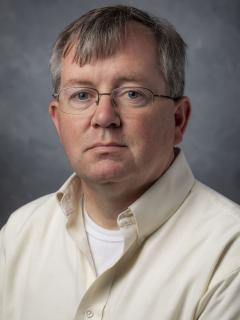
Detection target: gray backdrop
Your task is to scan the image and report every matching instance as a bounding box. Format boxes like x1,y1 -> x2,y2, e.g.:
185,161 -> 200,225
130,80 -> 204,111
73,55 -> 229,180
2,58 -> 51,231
1,0 -> 240,227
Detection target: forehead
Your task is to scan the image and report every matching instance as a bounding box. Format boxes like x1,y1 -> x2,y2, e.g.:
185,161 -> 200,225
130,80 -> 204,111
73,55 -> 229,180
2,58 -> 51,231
60,22 -> 164,88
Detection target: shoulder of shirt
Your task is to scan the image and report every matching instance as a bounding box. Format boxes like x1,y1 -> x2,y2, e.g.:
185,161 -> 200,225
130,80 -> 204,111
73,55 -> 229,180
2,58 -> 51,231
189,180 -> 240,286
192,180 -> 240,222
1,193 -> 58,238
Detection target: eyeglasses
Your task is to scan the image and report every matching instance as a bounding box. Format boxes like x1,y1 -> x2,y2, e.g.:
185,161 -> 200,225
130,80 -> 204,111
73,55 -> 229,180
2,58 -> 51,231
52,86 -> 179,115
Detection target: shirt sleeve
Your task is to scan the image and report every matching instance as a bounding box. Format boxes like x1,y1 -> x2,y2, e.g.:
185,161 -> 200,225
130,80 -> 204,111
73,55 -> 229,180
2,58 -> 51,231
196,268 -> 240,320
0,226 -> 6,317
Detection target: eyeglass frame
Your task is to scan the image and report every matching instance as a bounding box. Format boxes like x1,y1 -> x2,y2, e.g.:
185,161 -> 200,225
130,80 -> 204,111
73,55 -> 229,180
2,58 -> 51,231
52,86 -> 181,113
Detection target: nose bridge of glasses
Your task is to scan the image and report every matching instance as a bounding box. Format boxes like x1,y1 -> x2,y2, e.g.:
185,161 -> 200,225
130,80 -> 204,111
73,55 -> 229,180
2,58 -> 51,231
97,92 -> 116,107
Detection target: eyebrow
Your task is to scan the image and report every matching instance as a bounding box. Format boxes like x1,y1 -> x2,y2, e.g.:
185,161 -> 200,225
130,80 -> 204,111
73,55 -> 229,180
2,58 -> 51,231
63,74 -> 150,88
116,75 -> 148,84
63,79 -> 94,87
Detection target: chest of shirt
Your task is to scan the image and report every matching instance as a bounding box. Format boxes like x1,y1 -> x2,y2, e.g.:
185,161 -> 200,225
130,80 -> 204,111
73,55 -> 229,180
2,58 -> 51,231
2,214 -> 226,320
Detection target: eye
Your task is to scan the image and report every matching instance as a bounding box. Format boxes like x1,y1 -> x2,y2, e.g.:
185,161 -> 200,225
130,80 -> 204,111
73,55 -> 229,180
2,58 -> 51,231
121,88 -> 147,106
116,88 -> 150,107
127,90 -> 143,99
71,90 -> 93,101
76,91 -> 89,100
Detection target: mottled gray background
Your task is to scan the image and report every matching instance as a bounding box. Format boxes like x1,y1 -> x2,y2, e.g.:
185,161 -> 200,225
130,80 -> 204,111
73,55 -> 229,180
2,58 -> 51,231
1,0 -> 240,227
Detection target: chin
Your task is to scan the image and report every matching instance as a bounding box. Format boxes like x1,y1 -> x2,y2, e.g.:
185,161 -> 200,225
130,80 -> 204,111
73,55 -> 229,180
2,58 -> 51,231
77,160 -> 130,184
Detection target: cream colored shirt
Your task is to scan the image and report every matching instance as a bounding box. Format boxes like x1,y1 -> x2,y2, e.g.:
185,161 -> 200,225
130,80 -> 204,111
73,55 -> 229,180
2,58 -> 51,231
1,152 -> 240,320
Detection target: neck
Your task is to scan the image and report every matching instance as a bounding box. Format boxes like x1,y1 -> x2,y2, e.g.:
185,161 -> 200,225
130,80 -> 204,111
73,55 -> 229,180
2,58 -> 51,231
82,183 -> 135,229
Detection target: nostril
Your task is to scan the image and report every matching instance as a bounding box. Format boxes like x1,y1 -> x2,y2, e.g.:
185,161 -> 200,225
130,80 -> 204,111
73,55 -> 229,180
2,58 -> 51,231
109,122 -> 120,128
91,117 -> 121,129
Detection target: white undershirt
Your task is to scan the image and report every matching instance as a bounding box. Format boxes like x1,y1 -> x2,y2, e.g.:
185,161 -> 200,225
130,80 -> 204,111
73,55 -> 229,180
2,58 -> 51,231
83,210 -> 124,276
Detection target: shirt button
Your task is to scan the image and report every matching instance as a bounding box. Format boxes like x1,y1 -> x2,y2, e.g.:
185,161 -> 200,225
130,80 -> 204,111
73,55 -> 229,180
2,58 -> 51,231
86,310 -> 94,318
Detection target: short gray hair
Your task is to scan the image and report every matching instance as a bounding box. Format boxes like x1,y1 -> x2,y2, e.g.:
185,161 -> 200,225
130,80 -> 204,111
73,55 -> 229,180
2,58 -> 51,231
50,5 -> 187,98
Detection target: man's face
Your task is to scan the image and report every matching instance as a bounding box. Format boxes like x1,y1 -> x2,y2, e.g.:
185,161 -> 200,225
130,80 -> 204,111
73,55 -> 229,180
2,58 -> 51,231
49,23 -> 190,191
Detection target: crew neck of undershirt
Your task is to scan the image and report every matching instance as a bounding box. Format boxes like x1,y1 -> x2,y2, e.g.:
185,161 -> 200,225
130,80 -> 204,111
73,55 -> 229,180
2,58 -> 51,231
83,210 -> 123,242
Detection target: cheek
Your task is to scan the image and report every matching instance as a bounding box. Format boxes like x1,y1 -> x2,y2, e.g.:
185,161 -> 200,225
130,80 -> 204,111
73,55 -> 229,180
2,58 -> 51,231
58,117 -> 85,157
129,110 -> 175,152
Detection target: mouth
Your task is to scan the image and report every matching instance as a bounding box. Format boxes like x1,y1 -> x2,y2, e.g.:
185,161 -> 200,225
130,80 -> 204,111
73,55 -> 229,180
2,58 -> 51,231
87,142 -> 127,152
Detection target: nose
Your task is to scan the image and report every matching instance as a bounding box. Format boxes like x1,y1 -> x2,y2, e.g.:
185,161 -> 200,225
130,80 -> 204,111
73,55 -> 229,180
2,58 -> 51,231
91,94 -> 121,128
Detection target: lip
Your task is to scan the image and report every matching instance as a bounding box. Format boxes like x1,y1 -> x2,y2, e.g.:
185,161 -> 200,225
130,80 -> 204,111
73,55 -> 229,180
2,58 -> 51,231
87,142 -> 127,151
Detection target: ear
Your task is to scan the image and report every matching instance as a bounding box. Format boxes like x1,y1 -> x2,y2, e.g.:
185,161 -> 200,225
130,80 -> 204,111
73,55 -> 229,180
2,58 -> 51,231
173,96 -> 191,145
48,100 -> 62,142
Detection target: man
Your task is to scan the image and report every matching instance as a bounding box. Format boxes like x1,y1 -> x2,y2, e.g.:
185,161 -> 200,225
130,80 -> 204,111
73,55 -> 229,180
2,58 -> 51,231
0,5 -> 240,320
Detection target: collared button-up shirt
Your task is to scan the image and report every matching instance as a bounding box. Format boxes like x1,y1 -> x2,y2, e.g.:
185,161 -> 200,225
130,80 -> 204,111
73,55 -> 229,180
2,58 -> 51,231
1,152 -> 240,320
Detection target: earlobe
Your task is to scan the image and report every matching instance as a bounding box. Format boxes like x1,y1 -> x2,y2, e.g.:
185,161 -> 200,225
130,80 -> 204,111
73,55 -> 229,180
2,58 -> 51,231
174,97 -> 191,145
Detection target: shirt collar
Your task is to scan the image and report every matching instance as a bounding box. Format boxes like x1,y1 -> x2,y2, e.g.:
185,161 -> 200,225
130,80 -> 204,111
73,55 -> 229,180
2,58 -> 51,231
56,173 -> 82,216
129,150 -> 195,241
56,150 -> 195,241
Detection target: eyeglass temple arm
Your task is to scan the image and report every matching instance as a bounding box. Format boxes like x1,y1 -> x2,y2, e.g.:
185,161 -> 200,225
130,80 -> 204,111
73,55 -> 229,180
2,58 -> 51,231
154,94 -> 181,101
52,93 -> 59,100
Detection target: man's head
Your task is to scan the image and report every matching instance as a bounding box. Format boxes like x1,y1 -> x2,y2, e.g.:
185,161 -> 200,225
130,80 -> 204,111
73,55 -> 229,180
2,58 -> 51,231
49,5 -> 191,196
50,5 -> 186,99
